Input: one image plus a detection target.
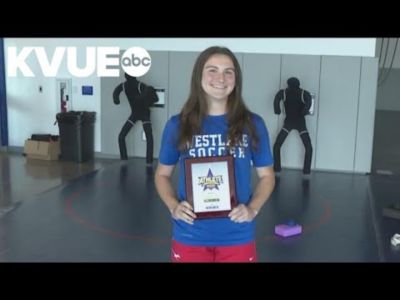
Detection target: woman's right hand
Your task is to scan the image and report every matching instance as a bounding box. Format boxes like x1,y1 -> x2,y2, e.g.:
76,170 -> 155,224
170,201 -> 197,225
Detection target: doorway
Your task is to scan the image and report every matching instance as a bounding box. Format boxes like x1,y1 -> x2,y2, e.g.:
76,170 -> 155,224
371,38 -> 400,176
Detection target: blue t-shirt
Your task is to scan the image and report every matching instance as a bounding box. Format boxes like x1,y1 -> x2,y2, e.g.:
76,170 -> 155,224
158,113 -> 273,246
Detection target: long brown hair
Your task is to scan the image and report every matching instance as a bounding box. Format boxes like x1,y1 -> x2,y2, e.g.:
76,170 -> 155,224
178,46 -> 259,151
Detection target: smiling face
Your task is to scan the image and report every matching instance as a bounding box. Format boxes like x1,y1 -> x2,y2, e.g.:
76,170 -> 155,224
201,54 -> 236,104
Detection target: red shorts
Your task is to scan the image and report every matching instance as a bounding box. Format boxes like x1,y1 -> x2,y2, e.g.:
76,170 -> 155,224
171,240 -> 257,263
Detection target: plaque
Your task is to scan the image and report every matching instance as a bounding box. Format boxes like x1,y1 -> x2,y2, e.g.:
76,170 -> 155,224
184,155 -> 237,219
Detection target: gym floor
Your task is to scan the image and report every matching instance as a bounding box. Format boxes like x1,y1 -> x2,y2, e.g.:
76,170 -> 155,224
1,151 -> 399,262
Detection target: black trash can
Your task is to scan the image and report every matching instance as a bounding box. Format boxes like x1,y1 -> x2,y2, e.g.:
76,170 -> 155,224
56,111 -> 96,163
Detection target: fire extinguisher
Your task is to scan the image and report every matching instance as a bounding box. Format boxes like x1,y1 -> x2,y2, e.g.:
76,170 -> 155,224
61,88 -> 68,112
61,95 -> 69,112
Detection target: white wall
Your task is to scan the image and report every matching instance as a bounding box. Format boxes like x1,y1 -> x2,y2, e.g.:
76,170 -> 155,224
6,38 -> 376,56
4,38 -> 377,151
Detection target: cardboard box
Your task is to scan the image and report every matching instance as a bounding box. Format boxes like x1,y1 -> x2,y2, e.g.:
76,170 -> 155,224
24,139 -> 60,161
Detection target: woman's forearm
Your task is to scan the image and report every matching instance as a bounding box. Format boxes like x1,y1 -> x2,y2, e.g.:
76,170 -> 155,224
155,174 -> 180,213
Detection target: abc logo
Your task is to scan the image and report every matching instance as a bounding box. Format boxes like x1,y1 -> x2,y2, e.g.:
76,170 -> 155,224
121,47 -> 151,77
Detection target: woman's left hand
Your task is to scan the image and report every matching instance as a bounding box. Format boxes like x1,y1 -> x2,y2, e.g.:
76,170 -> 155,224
228,204 -> 257,223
